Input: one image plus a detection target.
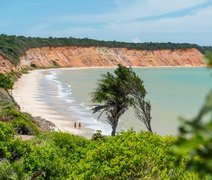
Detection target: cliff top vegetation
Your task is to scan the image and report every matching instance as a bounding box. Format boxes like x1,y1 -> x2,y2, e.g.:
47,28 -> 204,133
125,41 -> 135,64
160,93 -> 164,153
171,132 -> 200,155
1,34 -> 211,65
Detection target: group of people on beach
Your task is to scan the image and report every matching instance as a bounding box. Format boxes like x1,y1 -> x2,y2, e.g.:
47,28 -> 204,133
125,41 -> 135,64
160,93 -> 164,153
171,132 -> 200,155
74,122 -> 81,129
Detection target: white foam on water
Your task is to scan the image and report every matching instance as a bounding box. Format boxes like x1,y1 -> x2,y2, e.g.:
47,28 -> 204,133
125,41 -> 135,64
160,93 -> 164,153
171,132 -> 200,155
86,118 -> 111,135
44,70 -> 112,135
45,71 -> 75,103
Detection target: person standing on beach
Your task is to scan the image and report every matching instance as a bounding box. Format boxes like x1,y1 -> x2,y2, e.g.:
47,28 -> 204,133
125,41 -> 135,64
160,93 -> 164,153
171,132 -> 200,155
74,122 -> 77,128
79,122 -> 81,129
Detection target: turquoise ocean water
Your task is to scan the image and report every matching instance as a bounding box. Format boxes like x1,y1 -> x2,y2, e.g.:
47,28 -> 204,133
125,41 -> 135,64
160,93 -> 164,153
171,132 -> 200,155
40,67 -> 212,136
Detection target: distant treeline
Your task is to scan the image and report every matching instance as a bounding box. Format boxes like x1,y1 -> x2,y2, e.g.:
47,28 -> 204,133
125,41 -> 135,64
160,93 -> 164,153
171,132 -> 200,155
0,34 -> 211,65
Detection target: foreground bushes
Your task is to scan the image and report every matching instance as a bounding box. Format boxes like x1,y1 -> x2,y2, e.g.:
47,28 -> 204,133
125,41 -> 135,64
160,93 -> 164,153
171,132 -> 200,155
0,129 -> 201,179
0,107 -> 40,135
69,131 -> 199,179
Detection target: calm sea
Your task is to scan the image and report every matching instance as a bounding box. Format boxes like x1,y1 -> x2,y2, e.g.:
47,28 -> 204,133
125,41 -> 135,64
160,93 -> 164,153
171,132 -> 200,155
39,67 -> 212,136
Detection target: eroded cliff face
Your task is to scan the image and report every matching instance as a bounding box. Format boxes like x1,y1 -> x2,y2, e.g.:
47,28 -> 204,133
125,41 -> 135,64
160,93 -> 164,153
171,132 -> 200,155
0,46 -> 205,73
0,55 -> 17,73
20,46 -> 205,68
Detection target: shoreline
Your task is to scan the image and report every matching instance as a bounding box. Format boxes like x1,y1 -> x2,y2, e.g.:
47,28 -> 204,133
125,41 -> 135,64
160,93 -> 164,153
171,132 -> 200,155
12,65 -> 206,138
26,65 -> 207,73
12,70 -> 94,138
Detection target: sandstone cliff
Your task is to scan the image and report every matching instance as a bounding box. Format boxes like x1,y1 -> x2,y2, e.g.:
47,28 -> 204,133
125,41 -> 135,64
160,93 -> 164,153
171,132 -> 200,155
20,47 -> 205,68
0,46 -> 205,73
0,54 -> 18,73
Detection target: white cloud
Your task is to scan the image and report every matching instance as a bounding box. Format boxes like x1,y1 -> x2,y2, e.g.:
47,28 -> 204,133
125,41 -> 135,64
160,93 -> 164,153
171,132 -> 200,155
49,0 -> 209,24
132,37 -> 141,43
112,0 -> 208,20
26,1 -> 212,45
101,5 -> 212,43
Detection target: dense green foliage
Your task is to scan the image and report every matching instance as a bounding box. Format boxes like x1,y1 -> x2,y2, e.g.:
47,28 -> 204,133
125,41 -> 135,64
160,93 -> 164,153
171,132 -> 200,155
0,106 -> 40,136
0,34 -> 211,65
0,76 -> 40,136
92,65 -> 151,136
0,73 -> 14,90
0,75 -> 209,180
0,128 -> 202,179
0,73 -> 21,108
204,51 -> 212,66
174,89 -> 212,179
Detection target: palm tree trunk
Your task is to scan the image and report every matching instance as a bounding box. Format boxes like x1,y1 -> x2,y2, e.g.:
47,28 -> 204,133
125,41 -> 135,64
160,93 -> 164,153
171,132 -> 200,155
111,113 -> 118,136
111,126 -> 117,136
146,122 -> 152,133
111,117 -> 117,136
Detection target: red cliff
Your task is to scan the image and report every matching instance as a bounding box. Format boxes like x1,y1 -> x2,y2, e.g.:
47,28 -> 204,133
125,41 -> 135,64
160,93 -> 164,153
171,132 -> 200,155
0,46 -> 205,73
20,47 -> 205,68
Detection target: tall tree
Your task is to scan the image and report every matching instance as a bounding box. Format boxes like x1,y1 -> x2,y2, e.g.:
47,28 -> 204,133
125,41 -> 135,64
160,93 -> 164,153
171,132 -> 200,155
134,99 -> 152,132
126,70 -> 152,132
92,64 -> 151,136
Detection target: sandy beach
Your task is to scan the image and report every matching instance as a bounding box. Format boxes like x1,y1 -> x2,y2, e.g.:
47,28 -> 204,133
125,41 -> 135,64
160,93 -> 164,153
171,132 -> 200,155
12,70 -> 94,138
12,66 -> 209,138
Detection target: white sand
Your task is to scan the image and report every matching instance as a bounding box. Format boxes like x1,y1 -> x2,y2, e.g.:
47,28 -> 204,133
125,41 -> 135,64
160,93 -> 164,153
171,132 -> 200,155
12,70 -> 93,138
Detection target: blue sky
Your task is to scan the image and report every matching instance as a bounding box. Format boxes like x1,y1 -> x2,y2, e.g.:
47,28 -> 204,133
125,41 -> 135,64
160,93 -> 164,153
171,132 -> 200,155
0,0 -> 212,45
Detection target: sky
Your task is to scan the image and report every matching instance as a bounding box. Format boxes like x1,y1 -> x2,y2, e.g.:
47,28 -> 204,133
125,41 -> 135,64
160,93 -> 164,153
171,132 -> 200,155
0,0 -> 212,45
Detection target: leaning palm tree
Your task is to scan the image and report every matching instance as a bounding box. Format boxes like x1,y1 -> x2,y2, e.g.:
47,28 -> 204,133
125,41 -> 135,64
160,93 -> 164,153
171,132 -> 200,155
92,64 -> 149,136
92,69 -> 132,136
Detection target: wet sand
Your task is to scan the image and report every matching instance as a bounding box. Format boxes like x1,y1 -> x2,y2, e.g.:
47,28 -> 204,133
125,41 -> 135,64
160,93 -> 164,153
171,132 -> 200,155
12,70 -> 93,138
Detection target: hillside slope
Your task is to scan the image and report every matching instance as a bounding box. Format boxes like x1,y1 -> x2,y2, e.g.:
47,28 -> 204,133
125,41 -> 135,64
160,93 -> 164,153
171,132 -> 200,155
0,54 -> 19,73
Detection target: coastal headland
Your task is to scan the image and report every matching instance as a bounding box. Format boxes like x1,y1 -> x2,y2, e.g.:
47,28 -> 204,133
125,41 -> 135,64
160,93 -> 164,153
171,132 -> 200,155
0,35 -> 209,136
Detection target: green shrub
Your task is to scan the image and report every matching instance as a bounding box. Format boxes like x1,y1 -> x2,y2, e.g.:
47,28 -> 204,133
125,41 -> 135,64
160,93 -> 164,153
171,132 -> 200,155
36,132 -> 90,163
0,142 -> 11,159
0,127 -> 201,179
0,160 -> 15,179
7,139 -> 30,161
0,74 -> 14,90
92,130 -> 104,141
11,118 -> 36,135
0,138 -> 29,161
0,108 -> 40,135
23,141 -> 70,179
0,108 -> 24,119
0,122 -> 14,141
69,131 -> 196,179
0,159 -> 30,180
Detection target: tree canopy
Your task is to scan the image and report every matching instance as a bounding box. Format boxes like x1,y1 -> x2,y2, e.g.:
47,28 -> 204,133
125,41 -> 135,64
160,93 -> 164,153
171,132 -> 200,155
0,34 -> 211,65
92,64 -> 152,135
